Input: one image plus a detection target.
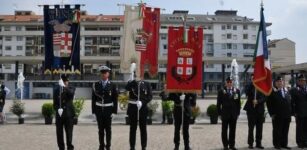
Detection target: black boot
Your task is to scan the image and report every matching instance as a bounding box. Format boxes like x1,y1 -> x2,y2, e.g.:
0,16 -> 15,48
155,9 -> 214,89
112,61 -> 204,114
174,145 -> 179,150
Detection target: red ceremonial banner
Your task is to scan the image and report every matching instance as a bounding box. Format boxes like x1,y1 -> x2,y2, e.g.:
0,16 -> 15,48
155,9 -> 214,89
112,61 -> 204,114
140,7 -> 160,77
166,26 -> 203,94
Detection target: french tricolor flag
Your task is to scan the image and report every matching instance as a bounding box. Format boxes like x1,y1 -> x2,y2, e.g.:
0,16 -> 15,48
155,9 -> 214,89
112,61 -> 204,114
253,6 -> 272,96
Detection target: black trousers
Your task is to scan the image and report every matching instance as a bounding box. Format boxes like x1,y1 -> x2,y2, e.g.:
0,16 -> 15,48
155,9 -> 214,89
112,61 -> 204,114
95,112 -> 112,150
296,116 -> 307,147
247,113 -> 264,146
272,117 -> 291,147
128,105 -> 147,149
173,107 -> 190,149
221,117 -> 238,148
162,109 -> 166,123
56,116 -> 74,150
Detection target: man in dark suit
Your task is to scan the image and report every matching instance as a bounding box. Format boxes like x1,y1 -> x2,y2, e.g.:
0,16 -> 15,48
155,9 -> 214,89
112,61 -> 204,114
53,75 -> 76,150
168,93 -> 196,150
244,74 -> 265,149
217,77 -> 241,150
290,74 -> 307,148
92,66 -> 118,150
0,83 -> 6,123
267,76 -> 293,149
126,79 -> 152,150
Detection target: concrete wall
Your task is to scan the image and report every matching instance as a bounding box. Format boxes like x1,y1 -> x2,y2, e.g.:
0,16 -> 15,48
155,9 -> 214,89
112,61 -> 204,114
270,39 -> 296,68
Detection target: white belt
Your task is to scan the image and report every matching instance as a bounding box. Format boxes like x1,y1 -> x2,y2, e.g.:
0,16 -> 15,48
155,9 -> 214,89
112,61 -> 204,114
128,101 -> 138,105
96,102 -> 113,107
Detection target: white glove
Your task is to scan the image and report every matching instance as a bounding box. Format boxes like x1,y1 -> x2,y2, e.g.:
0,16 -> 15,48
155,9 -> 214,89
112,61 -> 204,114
58,79 -> 65,87
180,94 -> 186,101
58,108 -> 63,117
137,101 -> 142,110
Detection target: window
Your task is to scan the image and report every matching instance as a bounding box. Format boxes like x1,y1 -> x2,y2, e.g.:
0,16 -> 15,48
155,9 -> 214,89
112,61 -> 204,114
251,25 -> 257,31
163,44 -> 167,50
5,36 -> 12,41
18,64 -> 22,69
5,46 -> 11,50
227,43 -> 232,49
221,34 -> 226,40
233,44 -> 237,50
243,34 -> 248,39
244,54 -> 254,57
243,44 -> 256,50
227,24 -> 231,29
209,73 -> 214,79
4,64 -> 11,69
4,26 -> 10,31
227,34 -> 232,39
17,46 -> 23,50
233,35 -> 237,40
207,25 -> 212,30
161,35 -> 167,40
243,44 -> 249,49
221,25 -> 226,30
16,26 -> 22,31
233,25 -> 237,30
252,35 -> 256,40
243,25 -> 248,30
17,36 -> 23,41
222,44 -> 226,49
227,53 -> 232,57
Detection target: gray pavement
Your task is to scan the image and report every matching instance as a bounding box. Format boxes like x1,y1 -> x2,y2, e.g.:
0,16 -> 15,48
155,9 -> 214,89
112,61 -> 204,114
0,99 -> 302,150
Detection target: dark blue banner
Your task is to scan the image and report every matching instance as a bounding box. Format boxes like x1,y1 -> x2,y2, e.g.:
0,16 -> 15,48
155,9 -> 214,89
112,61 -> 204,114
44,5 -> 81,75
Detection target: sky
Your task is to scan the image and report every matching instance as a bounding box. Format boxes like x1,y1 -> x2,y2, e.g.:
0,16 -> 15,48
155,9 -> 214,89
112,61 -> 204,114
0,0 -> 306,64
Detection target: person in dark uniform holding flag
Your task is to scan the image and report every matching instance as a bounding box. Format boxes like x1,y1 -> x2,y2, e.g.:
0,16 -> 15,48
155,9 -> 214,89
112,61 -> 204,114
244,74 -> 265,149
290,74 -> 307,148
125,77 -> 153,150
53,75 -> 76,150
217,77 -> 241,150
92,66 -> 118,150
168,93 -> 196,150
267,76 -> 293,149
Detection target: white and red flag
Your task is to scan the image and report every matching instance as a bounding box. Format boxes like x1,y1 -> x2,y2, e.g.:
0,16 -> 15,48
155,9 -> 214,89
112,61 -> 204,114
253,6 -> 272,96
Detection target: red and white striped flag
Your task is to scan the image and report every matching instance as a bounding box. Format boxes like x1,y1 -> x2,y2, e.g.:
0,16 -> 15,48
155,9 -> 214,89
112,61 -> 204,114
253,6 -> 272,96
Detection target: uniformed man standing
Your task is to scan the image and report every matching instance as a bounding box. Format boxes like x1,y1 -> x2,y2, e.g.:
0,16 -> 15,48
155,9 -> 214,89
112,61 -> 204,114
92,66 -> 118,150
53,75 -> 76,150
243,74 -> 265,149
126,79 -> 152,150
168,93 -> 196,150
217,77 -> 241,150
267,76 -> 293,149
290,74 -> 307,148
0,84 -> 6,124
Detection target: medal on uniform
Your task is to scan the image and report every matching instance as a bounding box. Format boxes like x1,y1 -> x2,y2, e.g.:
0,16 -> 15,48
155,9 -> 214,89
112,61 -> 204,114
234,93 -> 238,99
58,108 -> 63,117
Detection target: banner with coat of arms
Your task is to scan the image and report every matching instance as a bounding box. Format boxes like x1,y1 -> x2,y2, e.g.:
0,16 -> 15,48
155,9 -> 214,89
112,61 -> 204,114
166,26 -> 203,94
120,4 -> 160,78
43,5 -> 81,75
